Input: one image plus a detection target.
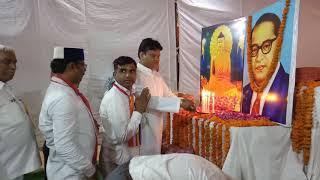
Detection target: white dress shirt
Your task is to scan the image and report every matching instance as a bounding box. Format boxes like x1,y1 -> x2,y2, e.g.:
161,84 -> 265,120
129,153 -> 231,180
39,76 -> 96,180
0,81 -> 41,180
136,63 -> 181,155
99,81 -> 142,175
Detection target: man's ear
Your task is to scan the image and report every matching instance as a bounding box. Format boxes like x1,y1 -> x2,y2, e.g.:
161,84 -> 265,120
139,52 -> 145,59
113,71 -> 116,77
65,62 -> 76,72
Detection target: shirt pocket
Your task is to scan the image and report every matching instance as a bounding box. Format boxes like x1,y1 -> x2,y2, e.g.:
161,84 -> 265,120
0,95 -> 26,129
0,94 -> 11,109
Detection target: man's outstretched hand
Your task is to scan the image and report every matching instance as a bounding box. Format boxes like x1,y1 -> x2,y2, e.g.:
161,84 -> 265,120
180,98 -> 196,112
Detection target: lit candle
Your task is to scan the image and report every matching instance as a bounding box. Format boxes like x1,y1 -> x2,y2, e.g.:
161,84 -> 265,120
201,89 -> 207,113
210,92 -> 215,113
201,89 -> 214,113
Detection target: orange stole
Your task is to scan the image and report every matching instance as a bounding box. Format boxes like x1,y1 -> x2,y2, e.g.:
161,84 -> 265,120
128,94 -> 141,147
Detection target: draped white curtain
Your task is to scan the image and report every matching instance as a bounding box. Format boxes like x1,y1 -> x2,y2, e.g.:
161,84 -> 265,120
0,0 -> 177,109
0,0 -> 176,145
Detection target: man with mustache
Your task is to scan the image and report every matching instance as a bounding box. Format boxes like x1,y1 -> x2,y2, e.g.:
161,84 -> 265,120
39,47 -> 98,180
242,13 -> 289,124
0,45 -> 41,180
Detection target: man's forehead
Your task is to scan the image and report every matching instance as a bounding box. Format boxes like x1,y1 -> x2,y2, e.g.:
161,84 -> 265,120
0,51 -> 16,60
146,49 -> 161,55
117,63 -> 136,69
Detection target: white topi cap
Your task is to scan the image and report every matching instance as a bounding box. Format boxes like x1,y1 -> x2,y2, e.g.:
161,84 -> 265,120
53,46 -> 84,61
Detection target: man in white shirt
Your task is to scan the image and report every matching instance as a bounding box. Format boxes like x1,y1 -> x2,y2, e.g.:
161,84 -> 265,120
0,45 -> 41,180
106,153 -> 231,180
99,56 -> 151,177
39,47 -> 98,180
136,38 -> 195,155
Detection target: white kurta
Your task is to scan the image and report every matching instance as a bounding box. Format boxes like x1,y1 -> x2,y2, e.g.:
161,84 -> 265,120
0,81 -> 41,180
129,153 -> 231,180
136,63 -> 180,155
39,77 -> 96,180
99,82 -> 142,174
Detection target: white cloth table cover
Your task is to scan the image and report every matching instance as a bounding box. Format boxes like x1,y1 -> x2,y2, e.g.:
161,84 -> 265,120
222,126 -> 306,180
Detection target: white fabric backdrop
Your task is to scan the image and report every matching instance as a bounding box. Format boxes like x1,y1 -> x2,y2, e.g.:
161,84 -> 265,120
0,0 -> 176,145
178,0 -> 320,98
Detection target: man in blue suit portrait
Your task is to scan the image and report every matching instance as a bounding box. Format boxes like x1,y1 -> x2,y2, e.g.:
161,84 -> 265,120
242,13 -> 289,125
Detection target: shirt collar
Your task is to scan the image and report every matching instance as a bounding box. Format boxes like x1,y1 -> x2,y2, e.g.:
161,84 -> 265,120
137,63 -> 153,75
114,81 -> 132,95
0,81 -> 5,90
51,76 -> 68,86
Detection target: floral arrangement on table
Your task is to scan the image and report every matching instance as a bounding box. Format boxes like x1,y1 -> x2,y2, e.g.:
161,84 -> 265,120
214,96 -> 237,111
164,110 -> 277,168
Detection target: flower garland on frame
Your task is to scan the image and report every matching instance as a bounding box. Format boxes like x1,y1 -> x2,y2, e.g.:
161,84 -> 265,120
247,0 -> 291,93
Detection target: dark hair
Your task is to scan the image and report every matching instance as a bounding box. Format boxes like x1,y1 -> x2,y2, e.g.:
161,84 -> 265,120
50,58 -> 83,73
138,38 -> 163,58
113,56 -> 137,71
252,13 -> 281,37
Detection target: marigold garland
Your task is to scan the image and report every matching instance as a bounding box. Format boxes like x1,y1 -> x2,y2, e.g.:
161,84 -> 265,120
223,125 -> 231,165
188,116 -> 193,147
247,0 -> 291,93
195,117 -> 200,155
291,81 -> 320,165
165,113 -> 171,144
178,113 -> 185,147
200,120 -> 206,156
216,124 -> 223,168
165,110 -> 278,167
172,113 -> 178,145
211,123 -> 218,164
205,121 -> 211,160
291,84 -> 304,152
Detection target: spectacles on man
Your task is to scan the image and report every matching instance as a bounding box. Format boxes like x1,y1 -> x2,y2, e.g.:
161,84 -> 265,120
251,37 -> 277,57
76,61 -> 87,68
